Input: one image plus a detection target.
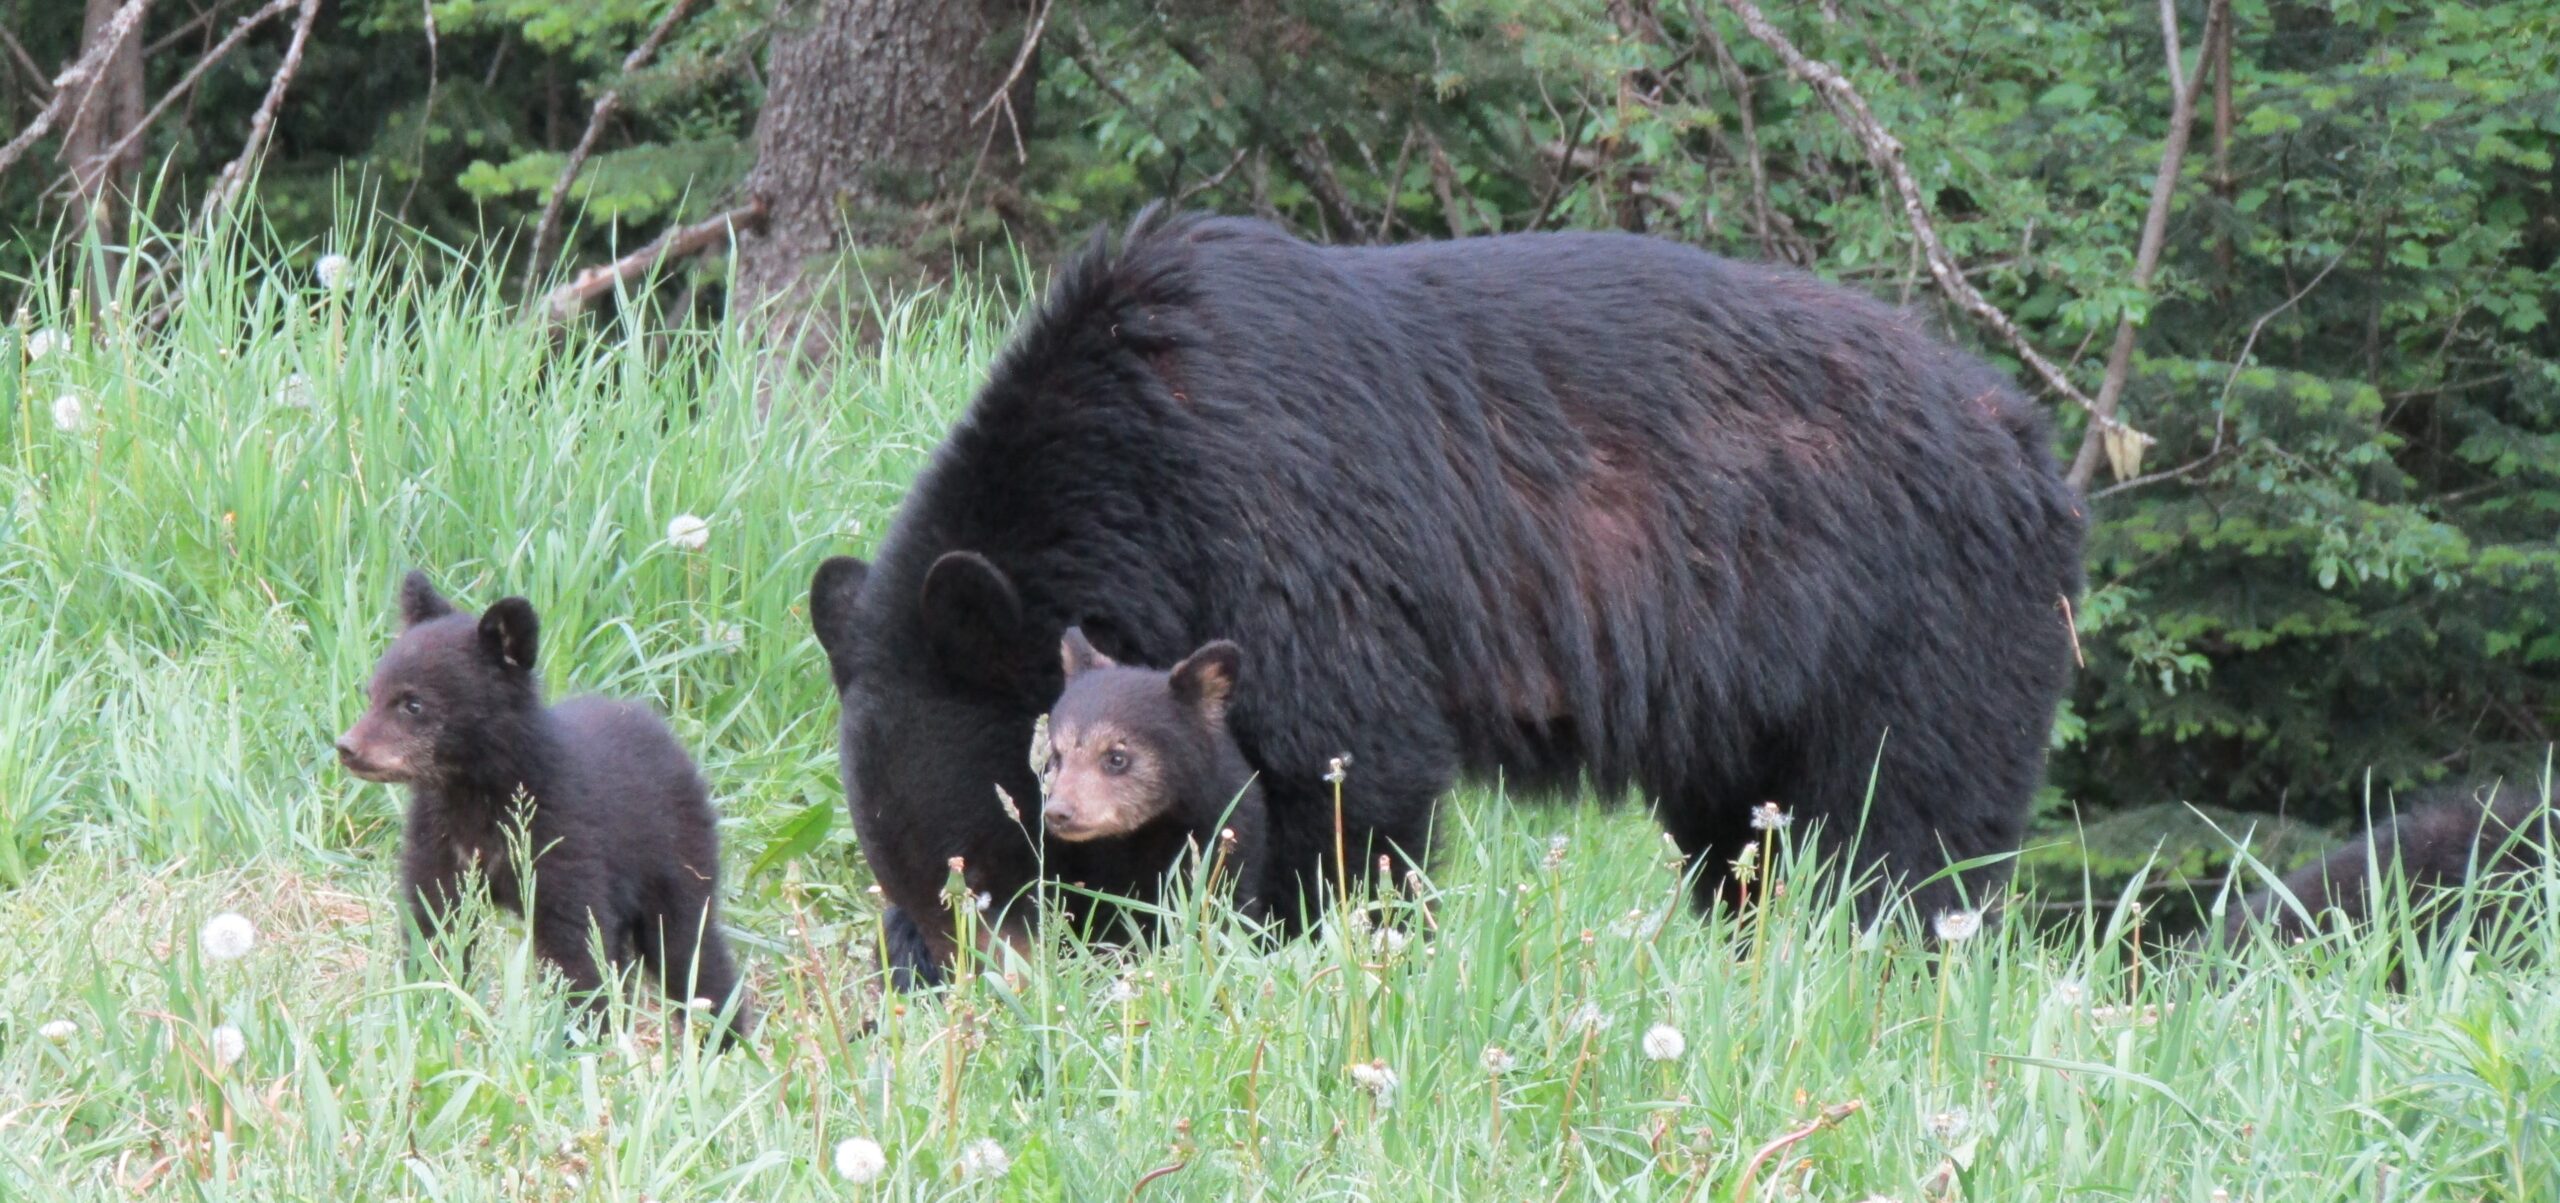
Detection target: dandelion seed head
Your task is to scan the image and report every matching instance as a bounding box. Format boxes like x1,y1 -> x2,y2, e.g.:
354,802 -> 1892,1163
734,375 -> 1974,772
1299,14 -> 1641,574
1323,754 -> 1351,784
1932,910 -> 1984,943
274,372 -> 314,409
2052,977 -> 2087,1008
1749,801 -> 1791,832
1103,976 -> 1140,1005
1568,1002 -> 1612,1035
200,912 -> 257,961
315,253 -> 353,291
1479,1045 -> 1516,1075
210,1023 -> 246,1070
25,327 -> 69,361
956,1138 -> 1010,1180
665,513 -> 711,552
39,1018 -> 78,1043
1924,1105 -> 1970,1143
1641,1022 -> 1686,1062
832,1136 -> 886,1183
50,393 -> 85,433
1348,1059 -> 1399,1106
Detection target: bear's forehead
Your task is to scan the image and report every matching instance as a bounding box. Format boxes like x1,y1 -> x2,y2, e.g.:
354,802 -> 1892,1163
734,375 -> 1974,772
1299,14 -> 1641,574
1051,670 -> 1185,746
370,617 -> 483,689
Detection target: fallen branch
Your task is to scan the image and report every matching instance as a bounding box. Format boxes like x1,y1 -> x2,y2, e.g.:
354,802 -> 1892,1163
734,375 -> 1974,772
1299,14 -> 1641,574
1730,1100 -> 1862,1202
199,0 -> 320,225
0,0 -> 150,179
541,198 -> 766,323
1716,1 -> 2119,434
525,0 -> 704,288
2064,0 -> 2228,491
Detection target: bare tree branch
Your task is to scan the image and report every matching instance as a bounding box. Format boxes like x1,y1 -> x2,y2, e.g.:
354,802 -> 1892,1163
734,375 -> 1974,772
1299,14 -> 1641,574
2089,248 -> 2348,502
0,0 -> 149,180
1716,0 -> 2117,431
2062,0 -> 2226,491
542,197 -> 766,323
970,0 -> 1050,127
525,0 -> 704,289
199,0 -> 320,225
88,0 -> 298,179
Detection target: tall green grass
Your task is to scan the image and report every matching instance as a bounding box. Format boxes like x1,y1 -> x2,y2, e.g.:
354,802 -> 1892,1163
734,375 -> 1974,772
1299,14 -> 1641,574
1,220 -> 2554,1199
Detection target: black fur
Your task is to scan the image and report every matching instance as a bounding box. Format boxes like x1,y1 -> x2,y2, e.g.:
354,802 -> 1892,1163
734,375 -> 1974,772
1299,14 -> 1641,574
2227,780 -> 2554,947
810,210 -> 2084,975
340,571 -> 752,1042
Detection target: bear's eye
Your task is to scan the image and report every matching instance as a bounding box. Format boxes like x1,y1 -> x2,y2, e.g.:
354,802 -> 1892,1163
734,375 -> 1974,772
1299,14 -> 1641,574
400,695 -> 424,716
1102,748 -> 1132,775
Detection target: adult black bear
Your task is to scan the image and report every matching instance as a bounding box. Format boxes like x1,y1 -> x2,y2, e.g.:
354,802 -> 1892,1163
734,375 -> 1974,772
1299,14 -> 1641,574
811,209 -> 2084,976
339,572 -> 753,1042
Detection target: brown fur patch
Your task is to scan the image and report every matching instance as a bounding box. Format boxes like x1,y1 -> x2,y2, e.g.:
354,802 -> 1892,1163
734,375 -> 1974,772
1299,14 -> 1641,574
1044,720 -> 1174,841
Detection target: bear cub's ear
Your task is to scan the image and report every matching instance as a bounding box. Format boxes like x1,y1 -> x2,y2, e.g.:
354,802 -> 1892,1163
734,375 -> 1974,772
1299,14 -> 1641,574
1169,641 -> 1242,724
399,570 -> 455,627
1060,626 -> 1117,678
479,597 -> 541,672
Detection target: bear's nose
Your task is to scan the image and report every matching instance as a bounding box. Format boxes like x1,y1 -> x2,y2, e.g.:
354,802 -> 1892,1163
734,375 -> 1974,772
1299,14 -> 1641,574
333,735 -> 359,764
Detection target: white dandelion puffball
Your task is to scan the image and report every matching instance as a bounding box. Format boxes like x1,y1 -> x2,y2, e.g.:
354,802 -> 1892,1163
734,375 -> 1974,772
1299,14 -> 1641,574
2052,977 -> 2088,1008
1480,1045 -> 1516,1075
1641,1022 -> 1687,1062
1568,1001 -> 1612,1034
39,1018 -> 79,1043
956,1138 -> 1011,1180
50,392 -> 85,433
200,912 -> 257,961
210,1023 -> 246,1070
1103,976 -> 1141,1005
833,1136 -> 887,1183
275,372 -> 314,409
25,327 -> 69,361
1349,1059 -> 1399,1106
665,513 -> 710,552
315,253 -> 353,291
1749,801 -> 1791,832
1932,910 -> 1984,943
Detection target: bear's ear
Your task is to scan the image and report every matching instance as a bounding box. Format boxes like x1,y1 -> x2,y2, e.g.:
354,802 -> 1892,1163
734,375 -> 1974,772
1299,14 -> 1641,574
478,597 -> 540,673
1059,626 -> 1116,679
399,570 -> 454,627
809,556 -> 869,691
1169,640 -> 1242,725
920,551 -> 1041,697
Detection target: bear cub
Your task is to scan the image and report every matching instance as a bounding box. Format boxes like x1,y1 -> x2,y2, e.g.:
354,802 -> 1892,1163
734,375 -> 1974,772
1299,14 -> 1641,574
335,571 -> 751,1043
1035,628 -> 1270,925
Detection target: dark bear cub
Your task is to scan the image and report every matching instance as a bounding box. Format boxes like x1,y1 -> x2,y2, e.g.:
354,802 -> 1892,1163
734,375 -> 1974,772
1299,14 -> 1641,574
336,571 -> 752,1043
2228,780 -> 2554,948
1035,628 -> 1269,926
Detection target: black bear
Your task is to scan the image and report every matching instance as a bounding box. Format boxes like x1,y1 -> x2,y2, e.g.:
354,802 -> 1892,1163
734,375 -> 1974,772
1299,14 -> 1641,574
1035,628 -> 1269,926
338,571 -> 753,1042
812,208 -> 2084,977
2226,779 -> 2553,947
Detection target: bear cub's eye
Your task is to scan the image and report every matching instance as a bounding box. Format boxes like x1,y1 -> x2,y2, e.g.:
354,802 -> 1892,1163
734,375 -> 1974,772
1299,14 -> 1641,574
400,695 -> 424,716
1102,748 -> 1132,775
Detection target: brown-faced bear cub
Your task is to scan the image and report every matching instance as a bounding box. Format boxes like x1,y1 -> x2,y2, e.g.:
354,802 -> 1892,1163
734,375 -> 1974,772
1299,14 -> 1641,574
335,571 -> 751,1044
1035,627 -> 1269,927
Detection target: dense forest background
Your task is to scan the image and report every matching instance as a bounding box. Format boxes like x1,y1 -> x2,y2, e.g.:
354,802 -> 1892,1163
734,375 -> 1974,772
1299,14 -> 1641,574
4,0 -> 2554,864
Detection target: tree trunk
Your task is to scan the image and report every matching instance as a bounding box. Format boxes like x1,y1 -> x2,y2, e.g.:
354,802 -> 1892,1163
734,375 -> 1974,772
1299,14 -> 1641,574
733,0 -> 1025,356
62,0 -> 149,266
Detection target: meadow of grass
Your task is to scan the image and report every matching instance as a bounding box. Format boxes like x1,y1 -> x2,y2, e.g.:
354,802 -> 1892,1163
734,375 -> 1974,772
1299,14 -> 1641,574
1,223 -> 2554,1200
